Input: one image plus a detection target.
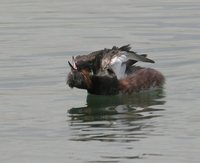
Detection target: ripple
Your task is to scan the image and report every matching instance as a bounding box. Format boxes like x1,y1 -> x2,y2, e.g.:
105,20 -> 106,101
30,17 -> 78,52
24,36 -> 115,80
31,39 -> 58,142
68,90 -> 165,142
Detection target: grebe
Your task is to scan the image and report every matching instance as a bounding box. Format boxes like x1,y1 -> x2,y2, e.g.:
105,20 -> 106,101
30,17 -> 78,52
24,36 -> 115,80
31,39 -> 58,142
67,45 -> 165,95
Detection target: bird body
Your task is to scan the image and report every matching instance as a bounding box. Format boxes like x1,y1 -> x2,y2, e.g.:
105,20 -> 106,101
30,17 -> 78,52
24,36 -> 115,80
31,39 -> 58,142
67,45 -> 165,95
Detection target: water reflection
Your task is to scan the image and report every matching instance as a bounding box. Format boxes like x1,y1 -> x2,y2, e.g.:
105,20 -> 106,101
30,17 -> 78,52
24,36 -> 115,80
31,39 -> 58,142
68,89 -> 165,142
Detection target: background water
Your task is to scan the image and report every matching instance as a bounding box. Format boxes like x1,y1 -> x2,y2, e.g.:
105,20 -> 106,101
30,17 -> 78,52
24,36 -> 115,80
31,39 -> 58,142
0,0 -> 200,162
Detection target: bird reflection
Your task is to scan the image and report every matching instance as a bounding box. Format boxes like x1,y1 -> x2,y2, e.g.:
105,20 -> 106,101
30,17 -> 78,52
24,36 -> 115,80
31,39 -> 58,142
68,89 -> 165,142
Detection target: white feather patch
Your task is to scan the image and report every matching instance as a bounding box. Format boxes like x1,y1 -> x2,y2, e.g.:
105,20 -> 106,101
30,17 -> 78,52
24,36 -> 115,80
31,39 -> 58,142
110,53 -> 128,79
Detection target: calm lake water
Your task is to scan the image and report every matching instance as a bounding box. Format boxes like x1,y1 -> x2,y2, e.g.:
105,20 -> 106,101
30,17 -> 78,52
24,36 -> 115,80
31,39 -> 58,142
0,0 -> 200,162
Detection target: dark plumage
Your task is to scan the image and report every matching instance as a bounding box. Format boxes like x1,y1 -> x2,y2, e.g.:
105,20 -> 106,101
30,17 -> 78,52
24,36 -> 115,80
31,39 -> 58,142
67,45 -> 165,95
73,45 -> 154,76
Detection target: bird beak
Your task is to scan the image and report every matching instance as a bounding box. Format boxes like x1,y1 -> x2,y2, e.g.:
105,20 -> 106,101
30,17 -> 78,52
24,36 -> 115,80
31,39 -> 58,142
68,61 -> 77,70
72,56 -> 77,69
68,56 -> 78,70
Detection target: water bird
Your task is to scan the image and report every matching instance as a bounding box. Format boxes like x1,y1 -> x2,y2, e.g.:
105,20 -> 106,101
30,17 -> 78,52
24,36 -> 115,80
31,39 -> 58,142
67,45 -> 165,95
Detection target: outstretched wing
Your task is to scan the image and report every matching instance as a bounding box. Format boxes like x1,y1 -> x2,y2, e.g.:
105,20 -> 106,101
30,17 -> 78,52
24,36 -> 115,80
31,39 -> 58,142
68,45 -> 155,78
108,46 -> 155,79
126,51 -> 155,63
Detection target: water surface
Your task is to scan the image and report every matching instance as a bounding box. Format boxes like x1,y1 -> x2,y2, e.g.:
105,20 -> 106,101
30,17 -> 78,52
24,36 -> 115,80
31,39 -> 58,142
0,0 -> 200,162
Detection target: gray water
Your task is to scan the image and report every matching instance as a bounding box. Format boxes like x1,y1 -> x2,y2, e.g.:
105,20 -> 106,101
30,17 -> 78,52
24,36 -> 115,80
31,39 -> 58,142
0,0 -> 200,162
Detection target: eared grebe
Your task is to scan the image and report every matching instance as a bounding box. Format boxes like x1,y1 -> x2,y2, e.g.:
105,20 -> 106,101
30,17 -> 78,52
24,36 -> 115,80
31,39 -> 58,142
67,45 -> 165,95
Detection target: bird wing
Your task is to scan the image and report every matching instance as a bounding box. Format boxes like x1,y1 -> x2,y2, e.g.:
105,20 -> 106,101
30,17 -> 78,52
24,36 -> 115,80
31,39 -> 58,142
109,50 -> 155,79
126,51 -> 155,63
68,45 -> 155,79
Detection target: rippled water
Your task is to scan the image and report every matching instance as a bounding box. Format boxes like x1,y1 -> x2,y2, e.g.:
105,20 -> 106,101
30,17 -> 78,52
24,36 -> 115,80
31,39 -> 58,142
0,0 -> 200,162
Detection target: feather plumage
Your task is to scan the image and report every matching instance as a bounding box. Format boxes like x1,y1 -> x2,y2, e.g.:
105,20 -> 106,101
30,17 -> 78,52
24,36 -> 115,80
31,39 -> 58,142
67,45 -> 165,95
